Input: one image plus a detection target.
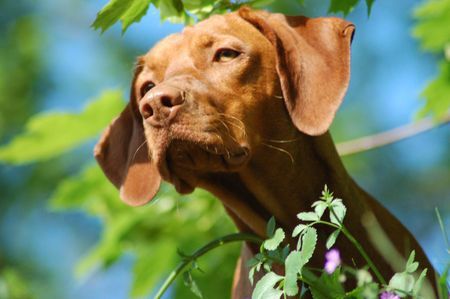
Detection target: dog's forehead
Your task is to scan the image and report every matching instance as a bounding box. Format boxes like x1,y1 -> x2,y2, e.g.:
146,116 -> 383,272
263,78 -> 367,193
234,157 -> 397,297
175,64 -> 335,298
143,13 -> 258,66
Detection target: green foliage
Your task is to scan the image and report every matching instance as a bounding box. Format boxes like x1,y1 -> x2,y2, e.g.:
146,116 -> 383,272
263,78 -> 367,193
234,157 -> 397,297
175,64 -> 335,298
0,268 -> 35,299
92,0 -> 376,32
92,0 -> 152,33
263,228 -> 285,251
251,272 -> 283,299
417,62 -> 450,120
413,0 -> 450,53
413,0 -> 450,120
330,0 -> 378,16
50,162 -> 237,298
244,186 -> 432,298
0,15 -> 46,138
0,90 -> 124,164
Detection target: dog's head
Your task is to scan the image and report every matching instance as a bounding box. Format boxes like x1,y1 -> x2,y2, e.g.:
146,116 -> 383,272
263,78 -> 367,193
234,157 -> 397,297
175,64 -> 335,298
94,8 -> 355,206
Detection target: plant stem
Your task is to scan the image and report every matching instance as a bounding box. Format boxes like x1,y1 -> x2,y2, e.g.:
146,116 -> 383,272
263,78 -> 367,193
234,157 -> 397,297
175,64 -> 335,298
154,233 -> 262,299
328,207 -> 387,285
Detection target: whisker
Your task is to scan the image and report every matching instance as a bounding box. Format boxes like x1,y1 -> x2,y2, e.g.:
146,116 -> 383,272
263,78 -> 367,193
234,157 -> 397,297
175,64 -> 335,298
261,142 -> 295,165
262,138 -> 300,144
132,139 -> 148,162
218,113 -> 247,138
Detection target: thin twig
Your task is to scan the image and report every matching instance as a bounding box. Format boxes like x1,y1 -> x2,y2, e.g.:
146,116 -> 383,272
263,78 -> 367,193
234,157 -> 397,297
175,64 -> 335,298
336,112 -> 450,156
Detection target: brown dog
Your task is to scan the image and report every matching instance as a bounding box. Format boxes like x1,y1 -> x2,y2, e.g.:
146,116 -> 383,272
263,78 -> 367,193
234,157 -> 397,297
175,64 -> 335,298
94,8 -> 437,298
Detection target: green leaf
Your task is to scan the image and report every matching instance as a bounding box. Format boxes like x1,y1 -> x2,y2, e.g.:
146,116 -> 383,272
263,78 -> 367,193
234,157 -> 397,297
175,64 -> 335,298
49,164 -> 118,210
309,270 -> 345,299
417,62 -> 450,120
131,242 -> 175,297
311,201 -> 327,219
292,224 -> 308,238
92,0 -> 152,33
266,217 -> 276,238
263,228 -> 285,251
297,227 -> 317,269
388,272 -> 415,294
412,268 -> 427,297
329,199 -> 346,225
320,185 -> 334,203
437,264 -> 449,299
325,229 -> 340,249
159,0 -> 184,21
405,251 -> 419,273
413,0 -> 450,52
297,212 -> 319,222
183,271 -> 203,298
249,265 -> 257,285
251,272 -> 283,299
365,0 -> 375,15
120,0 -> 151,32
284,251 -> 302,296
328,0 -> 359,15
0,90 -> 124,164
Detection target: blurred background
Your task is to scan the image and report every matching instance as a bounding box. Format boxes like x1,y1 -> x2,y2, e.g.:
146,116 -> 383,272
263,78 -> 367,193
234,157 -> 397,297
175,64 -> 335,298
0,0 -> 448,298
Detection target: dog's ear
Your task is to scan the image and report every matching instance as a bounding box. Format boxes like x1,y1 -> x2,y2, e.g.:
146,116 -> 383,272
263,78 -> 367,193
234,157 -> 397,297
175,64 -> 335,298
94,64 -> 161,206
239,8 -> 355,135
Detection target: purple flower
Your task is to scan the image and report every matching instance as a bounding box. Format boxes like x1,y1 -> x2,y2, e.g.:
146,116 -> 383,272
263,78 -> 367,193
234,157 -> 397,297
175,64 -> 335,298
379,291 -> 400,299
324,248 -> 341,274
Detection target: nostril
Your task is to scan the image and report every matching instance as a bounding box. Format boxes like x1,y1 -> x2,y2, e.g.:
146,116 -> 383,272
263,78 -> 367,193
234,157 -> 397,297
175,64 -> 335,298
141,103 -> 153,119
161,96 -> 174,108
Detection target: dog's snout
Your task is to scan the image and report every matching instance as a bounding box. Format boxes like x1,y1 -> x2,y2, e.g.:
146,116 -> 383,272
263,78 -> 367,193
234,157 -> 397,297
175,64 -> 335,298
139,86 -> 185,126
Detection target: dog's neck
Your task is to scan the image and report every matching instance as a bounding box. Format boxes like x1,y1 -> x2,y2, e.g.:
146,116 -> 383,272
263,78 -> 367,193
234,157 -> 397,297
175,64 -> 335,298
200,131 -> 367,238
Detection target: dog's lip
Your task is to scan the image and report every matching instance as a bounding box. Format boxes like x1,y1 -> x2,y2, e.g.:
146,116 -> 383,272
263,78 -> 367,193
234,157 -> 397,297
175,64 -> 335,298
222,147 -> 249,166
158,139 -> 250,177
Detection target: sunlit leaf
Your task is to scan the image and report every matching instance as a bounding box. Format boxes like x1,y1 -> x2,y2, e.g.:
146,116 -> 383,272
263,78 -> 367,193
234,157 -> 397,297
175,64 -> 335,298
297,227 -> 317,270
328,0 -> 359,15
159,0 -> 184,21
413,0 -> 450,52
417,62 -> 450,120
49,164 -> 118,211
263,228 -> 285,251
405,250 -> 418,273
292,224 -> 307,238
297,212 -> 319,222
326,229 -> 340,249
92,0 -> 152,33
284,251 -> 301,296
329,199 -> 346,226
311,201 -> 327,219
412,268 -> 427,297
251,272 -> 283,299
0,90 -> 124,164
389,272 -> 415,294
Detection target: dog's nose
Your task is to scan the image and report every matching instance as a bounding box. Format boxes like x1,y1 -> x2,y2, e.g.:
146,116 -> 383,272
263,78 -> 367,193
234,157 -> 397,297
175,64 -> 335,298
139,86 -> 185,126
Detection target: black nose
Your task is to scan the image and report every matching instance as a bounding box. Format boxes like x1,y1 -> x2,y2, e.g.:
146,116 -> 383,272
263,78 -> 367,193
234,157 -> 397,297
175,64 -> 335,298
139,86 -> 185,126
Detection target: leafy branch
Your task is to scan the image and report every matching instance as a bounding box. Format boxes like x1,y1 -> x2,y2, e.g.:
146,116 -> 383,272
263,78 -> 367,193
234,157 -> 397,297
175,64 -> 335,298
91,0 -> 376,33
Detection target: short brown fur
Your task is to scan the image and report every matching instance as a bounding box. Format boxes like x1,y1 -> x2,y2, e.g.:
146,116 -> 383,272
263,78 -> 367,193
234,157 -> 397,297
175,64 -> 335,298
94,8 -> 437,298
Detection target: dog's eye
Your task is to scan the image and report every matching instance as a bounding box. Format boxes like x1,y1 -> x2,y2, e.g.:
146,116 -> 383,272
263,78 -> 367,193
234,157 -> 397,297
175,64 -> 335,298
140,82 -> 155,97
214,48 -> 241,63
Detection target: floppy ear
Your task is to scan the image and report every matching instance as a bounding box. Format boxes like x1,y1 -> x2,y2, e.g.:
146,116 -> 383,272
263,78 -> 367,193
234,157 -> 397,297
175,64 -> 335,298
94,64 -> 161,206
239,8 -> 355,135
